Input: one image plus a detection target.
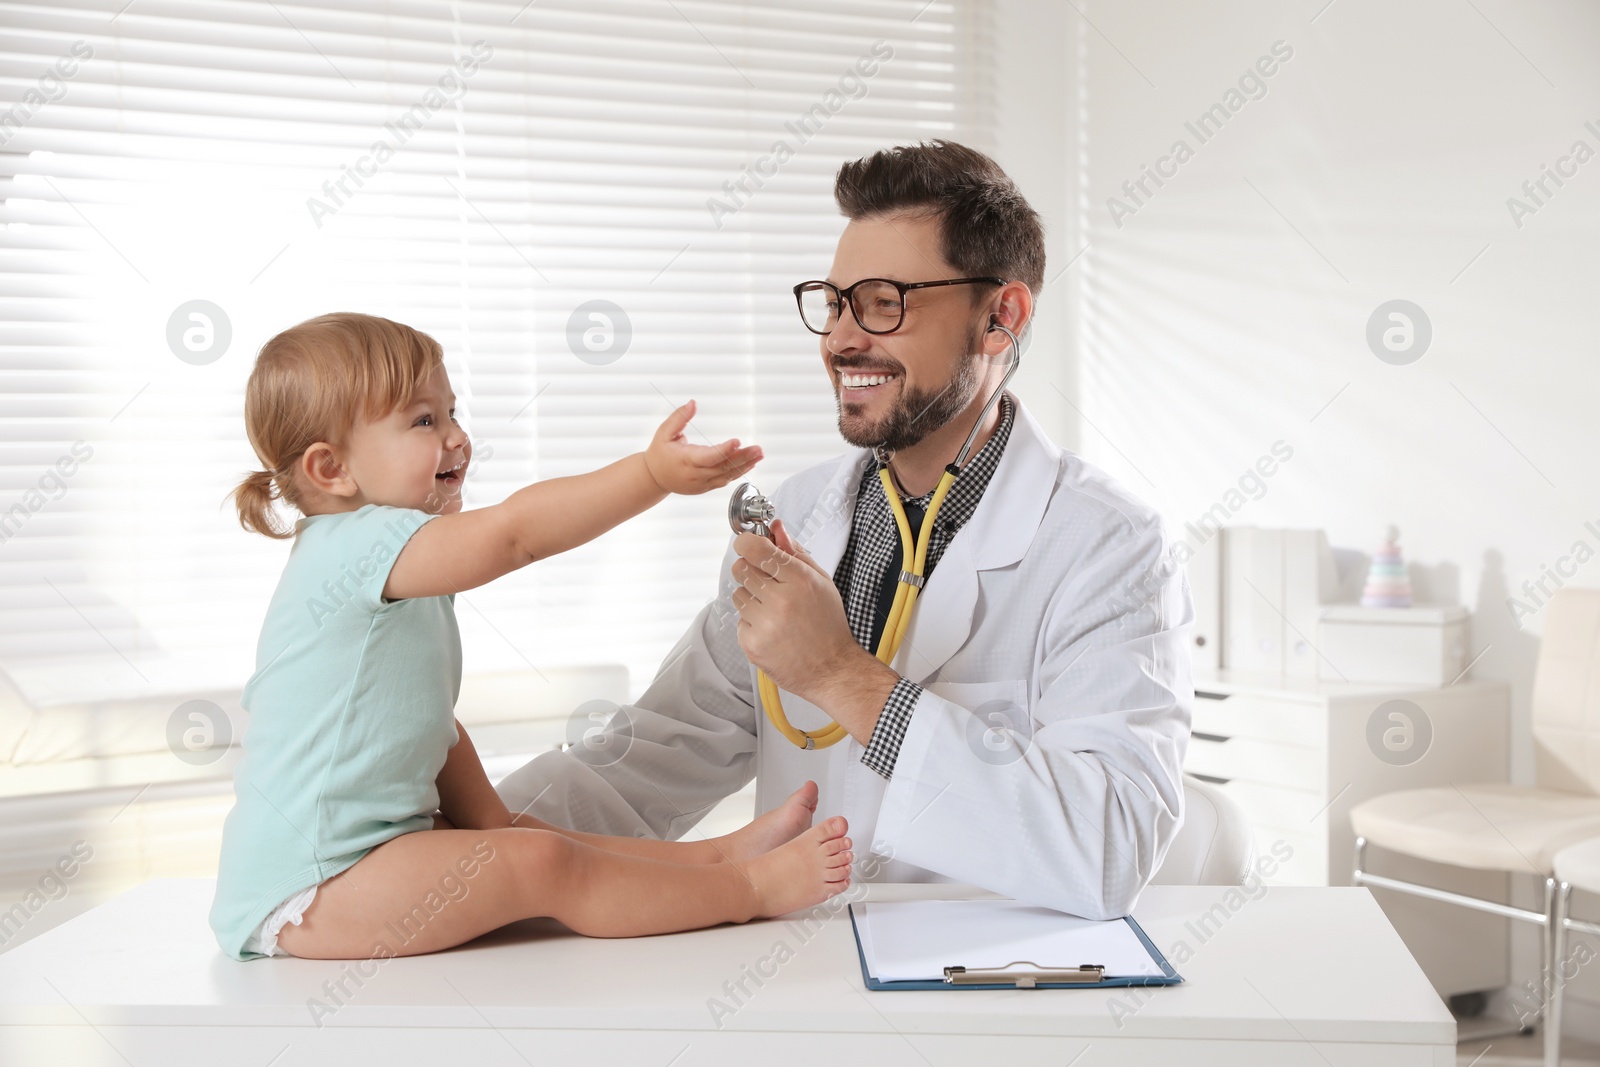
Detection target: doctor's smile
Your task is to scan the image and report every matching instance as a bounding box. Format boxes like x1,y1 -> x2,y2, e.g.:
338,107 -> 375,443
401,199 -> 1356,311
836,367 -> 899,397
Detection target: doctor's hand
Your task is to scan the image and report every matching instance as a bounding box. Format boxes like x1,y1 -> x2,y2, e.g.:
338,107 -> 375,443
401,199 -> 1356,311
644,400 -> 764,495
731,518 -> 869,704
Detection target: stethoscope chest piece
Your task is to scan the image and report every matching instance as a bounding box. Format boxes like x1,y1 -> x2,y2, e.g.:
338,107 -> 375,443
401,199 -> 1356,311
726,478 -> 845,750
728,482 -> 775,539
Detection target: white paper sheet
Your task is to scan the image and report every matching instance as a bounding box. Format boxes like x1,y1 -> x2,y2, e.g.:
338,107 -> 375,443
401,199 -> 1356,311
852,900 -> 1166,982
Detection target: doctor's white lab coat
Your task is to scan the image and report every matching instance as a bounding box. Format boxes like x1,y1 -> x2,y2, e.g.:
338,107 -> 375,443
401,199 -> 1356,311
496,395 -> 1193,919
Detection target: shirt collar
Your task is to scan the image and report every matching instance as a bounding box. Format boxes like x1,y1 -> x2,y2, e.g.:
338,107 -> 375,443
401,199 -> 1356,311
862,390 -> 1016,532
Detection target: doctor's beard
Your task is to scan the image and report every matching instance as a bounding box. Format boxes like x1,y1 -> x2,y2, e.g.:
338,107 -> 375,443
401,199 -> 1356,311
836,324 -> 983,453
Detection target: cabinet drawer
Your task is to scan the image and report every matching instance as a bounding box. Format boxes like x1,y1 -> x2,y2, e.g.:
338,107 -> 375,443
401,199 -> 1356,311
1192,689 -> 1323,747
1185,734 -> 1325,792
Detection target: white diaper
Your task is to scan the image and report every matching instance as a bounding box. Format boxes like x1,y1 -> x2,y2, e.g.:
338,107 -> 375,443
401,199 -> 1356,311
243,884 -> 319,958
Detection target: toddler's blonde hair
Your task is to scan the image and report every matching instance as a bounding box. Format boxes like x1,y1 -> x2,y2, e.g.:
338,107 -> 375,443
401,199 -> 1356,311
232,312 -> 444,538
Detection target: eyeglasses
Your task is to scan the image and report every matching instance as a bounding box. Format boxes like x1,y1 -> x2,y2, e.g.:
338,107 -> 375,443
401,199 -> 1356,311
792,276 -> 1005,336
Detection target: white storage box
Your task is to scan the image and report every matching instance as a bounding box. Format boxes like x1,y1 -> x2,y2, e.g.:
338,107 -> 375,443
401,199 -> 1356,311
1316,604 -> 1470,685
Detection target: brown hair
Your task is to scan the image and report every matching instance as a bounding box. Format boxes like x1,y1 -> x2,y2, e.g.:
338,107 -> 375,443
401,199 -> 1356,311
833,139 -> 1046,295
231,312 -> 444,538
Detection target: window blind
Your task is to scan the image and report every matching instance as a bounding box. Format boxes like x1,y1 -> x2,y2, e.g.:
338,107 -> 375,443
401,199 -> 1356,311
0,0 -> 983,721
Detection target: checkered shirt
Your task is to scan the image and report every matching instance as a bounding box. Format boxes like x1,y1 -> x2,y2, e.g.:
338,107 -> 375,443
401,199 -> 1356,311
832,391 -> 1016,779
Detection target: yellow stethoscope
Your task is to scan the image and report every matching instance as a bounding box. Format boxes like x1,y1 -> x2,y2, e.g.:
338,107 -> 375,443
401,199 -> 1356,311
727,321 -> 1024,750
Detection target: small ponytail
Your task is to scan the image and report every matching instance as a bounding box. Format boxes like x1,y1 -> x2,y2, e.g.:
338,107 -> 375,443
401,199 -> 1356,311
231,467 -> 294,540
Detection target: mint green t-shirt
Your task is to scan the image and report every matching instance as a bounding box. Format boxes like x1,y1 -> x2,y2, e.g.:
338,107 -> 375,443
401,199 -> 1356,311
210,504 -> 461,961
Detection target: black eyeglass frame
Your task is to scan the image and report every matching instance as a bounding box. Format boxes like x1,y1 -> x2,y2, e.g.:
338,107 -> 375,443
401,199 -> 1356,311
791,276 -> 1006,336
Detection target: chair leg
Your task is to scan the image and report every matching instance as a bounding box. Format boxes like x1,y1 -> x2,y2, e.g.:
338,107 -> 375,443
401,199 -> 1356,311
1353,836 -> 1366,884
1544,876 -> 1556,1021
1546,880 -> 1571,1067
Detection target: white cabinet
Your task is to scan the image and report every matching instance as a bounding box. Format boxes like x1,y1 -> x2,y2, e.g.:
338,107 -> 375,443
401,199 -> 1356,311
1186,668 -> 1511,997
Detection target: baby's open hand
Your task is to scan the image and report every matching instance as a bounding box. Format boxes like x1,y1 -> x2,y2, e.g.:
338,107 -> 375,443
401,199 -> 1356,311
644,400 -> 763,495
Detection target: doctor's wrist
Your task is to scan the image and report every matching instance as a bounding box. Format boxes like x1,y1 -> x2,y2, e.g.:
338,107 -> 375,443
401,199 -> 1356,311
808,650 -> 900,742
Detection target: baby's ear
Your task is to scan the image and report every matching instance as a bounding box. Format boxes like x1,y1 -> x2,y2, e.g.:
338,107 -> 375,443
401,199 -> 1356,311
300,443 -> 357,498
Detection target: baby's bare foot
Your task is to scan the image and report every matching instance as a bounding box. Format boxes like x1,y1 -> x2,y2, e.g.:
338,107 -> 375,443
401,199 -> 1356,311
735,815 -> 852,919
722,781 -> 819,863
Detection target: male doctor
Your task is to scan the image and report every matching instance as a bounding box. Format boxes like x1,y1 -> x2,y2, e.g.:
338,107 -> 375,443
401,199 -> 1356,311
497,140 -> 1192,919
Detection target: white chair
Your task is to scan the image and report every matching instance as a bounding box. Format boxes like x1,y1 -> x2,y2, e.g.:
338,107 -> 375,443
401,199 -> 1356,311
1152,774 -> 1257,886
1546,837 -> 1600,1066
1350,587 -> 1600,1052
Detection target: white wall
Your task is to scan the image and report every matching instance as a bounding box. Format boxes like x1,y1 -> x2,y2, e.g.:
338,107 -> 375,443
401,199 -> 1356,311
990,0 -> 1600,1032
966,0 -> 1078,441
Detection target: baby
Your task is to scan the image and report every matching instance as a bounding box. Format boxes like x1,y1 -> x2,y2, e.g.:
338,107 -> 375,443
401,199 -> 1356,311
209,312 -> 851,961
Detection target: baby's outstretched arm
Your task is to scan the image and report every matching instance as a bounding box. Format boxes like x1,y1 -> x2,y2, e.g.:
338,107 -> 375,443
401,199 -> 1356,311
385,400 -> 760,601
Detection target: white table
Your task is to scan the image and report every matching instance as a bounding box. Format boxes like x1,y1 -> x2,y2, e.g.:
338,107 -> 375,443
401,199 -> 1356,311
0,878 -> 1454,1065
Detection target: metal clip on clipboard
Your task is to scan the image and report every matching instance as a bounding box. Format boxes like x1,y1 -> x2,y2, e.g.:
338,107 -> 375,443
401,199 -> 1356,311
943,961 -> 1106,988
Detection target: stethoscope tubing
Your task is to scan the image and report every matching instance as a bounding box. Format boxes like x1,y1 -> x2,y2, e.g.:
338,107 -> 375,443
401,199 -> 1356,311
752,319 -> 1025,749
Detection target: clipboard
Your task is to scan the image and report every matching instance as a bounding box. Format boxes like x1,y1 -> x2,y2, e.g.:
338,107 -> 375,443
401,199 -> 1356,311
848,900 -> 1183,991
